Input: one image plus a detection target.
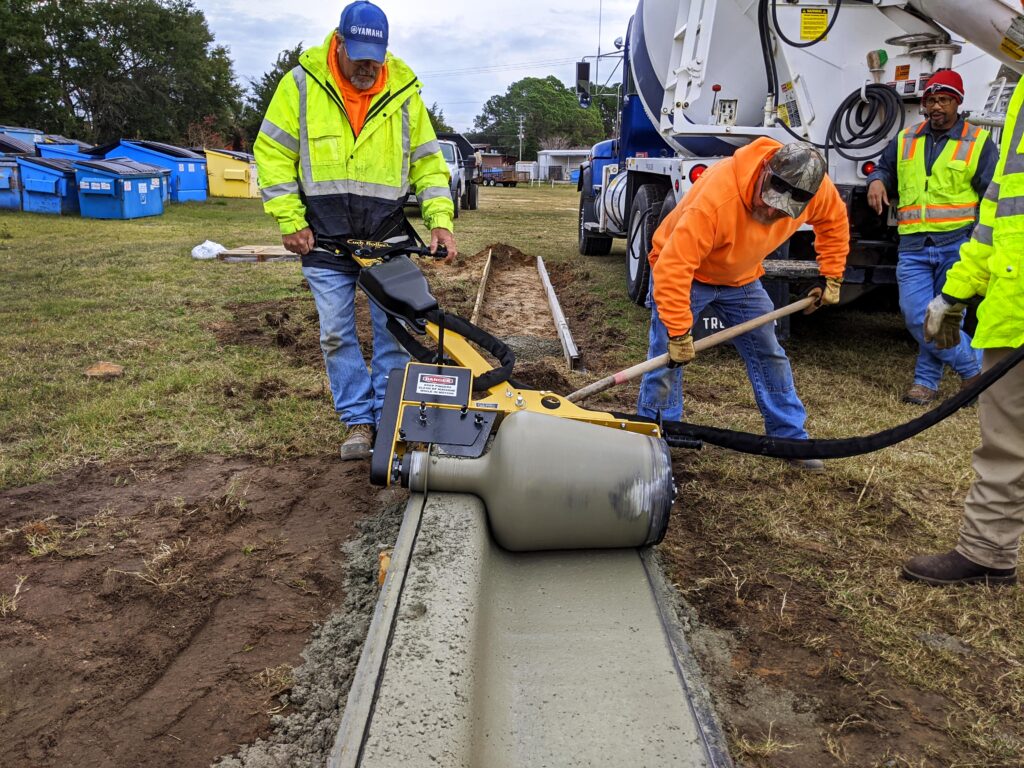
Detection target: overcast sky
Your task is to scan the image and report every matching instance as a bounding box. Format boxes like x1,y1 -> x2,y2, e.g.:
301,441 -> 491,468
190,0 -> 636,132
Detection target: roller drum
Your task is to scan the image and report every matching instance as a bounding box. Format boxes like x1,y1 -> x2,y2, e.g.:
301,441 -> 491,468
404,411 -> 674,552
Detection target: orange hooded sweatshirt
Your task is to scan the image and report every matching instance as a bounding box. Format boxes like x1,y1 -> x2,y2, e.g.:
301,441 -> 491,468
650,137 -> 850,337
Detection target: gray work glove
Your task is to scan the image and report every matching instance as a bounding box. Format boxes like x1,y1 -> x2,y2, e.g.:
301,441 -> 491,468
923,294 -> 967,350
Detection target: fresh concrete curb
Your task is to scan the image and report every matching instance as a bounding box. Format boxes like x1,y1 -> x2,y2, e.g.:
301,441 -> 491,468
331,492 -> 732,767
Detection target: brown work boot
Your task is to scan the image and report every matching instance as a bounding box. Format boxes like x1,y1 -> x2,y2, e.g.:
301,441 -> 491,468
902,384 -> 938,405
902,550 -> 1016,586
340,423 -> 374,461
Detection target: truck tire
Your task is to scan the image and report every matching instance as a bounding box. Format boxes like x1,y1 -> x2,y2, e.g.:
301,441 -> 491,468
579,193 -> 612,256
467,181 -> 479,210
460,183 -> 469,211
452,186 -> 460,219
626,184 -> 666,305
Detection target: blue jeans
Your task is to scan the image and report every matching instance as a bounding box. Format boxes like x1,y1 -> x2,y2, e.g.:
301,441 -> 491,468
637,278 -> 809,439
303,266 -> 410,426
896,238 -> 982,390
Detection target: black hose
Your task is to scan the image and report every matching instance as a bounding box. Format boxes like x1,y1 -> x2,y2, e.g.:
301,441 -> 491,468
757,0 -> 902,164
659,345 -> 1024,459
771,0 -> 843,48
824,83 -> 905,161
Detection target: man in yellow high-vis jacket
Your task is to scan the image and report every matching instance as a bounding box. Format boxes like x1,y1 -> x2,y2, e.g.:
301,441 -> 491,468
901,75 -> 1024,587
255,1 -> 456,460
867,70 -> 995,405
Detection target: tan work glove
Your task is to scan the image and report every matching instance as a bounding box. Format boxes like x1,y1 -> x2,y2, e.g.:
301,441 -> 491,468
667,333 -> 695,368
804,276 -> 843,314
924,294 -> 967,349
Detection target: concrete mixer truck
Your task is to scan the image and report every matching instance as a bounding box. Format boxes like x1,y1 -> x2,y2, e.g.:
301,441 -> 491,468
577,0 -> 1024,329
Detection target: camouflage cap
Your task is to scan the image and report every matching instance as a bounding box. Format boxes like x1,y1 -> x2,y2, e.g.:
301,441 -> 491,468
761,142 -> 826,218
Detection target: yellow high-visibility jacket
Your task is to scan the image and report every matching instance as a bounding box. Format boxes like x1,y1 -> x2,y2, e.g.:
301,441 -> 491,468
254,32 -> 452,241
896,120 -> 989,234
944,80 -> 1024,349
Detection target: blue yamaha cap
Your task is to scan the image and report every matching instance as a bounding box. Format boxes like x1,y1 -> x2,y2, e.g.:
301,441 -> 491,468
339,1 -> 389,63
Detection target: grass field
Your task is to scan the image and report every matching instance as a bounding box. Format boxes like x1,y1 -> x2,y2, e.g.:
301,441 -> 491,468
2,185 -> 1023,766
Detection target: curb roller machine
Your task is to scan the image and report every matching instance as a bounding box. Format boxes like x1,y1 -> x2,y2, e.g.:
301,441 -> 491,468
327,240 -> 728,767
342,239 -> 678,552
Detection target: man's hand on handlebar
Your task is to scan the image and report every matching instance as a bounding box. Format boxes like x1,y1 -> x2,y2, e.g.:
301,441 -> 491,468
430,228 -> 457,264
282,227 -> 315,256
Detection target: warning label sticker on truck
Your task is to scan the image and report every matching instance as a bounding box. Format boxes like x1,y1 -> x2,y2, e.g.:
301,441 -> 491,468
416,373 -> 459,398
799,8 -> 828,41
779,82 -> 802,128
1001,16 -> 1024,60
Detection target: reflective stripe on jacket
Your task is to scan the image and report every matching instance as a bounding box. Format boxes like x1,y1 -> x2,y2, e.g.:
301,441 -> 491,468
944,80 -> 1024,349
896,120 -> 988,234
254,32 -> 452,238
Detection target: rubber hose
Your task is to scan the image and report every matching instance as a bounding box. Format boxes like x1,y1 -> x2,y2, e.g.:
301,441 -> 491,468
771,0 -> 844,48
825,83 -> 905,161
658,346 -> 1024,459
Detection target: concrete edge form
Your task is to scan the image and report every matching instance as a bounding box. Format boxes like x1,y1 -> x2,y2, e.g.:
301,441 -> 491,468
536,255 -> 581,371
327,493 -> 427,768
335,490 -> 730,767
469,248 -> 493,327
640,548 -> 735,768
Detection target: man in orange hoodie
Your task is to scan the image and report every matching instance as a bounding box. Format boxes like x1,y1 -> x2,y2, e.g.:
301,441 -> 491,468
637,138 -> 849,470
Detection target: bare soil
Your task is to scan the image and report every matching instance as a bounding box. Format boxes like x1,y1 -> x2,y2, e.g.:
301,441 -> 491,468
0,454 -> 399,767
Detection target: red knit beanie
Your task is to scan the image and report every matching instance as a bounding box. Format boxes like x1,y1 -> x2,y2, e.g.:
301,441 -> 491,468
923,70 -> 964,104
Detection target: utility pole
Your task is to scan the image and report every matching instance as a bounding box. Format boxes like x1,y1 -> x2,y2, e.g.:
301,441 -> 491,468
517,115 -> 525,161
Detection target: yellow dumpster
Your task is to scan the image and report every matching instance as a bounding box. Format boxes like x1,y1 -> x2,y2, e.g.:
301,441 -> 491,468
204,149 -> 259,198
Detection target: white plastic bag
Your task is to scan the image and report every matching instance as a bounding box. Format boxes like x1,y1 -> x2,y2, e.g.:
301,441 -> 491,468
191,240 -> 226,260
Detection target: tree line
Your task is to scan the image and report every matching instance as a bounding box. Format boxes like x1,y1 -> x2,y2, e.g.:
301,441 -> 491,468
0,0 -> 612,157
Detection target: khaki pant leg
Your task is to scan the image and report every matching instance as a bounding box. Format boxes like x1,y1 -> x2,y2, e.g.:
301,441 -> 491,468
956,348 -> 1024,569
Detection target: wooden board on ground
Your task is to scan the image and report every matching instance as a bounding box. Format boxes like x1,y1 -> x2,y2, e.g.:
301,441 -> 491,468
218,245 -> 299,263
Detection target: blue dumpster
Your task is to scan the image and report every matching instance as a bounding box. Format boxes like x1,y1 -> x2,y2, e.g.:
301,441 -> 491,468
0,158 -> 22,210
0,126 -> 42,145
0,135 -> 34,155
103,140 -> 207,202
16,157 -> 79,215
73,158 -> 165,219
37,142 -> 95,161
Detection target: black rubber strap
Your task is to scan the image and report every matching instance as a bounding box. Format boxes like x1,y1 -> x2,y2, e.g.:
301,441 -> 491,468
387,310 -> 516,392
659,345 -> 1024,459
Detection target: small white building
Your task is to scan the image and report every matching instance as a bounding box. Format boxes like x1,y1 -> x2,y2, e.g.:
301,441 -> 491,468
515,161 -> 539,180
537,149 -> 591,182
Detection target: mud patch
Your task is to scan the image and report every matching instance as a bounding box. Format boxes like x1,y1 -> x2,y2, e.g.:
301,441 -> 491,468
0,455 -> 400,768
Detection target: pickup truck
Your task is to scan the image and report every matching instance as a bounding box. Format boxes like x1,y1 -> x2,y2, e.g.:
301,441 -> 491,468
405,138 -> 468,217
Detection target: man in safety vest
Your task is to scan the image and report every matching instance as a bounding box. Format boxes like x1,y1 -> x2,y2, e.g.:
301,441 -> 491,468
867,69 -> 995,405
901,76 -> 1024,587
255,1 -> 456,461
637,139 -> 849,472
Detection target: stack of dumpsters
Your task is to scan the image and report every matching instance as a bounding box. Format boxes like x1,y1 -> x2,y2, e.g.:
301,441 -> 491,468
0,124 -> 264,213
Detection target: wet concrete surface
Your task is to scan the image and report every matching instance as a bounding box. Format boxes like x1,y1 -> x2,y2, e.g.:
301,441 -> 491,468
352,492 -> 718,767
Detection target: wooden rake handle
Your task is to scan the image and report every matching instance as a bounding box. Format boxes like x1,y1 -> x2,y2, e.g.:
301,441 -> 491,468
565,296 -> 817,404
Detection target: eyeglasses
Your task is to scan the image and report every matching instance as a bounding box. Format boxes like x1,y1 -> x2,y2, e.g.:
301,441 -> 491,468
766,170 -> 815,203
922,95 -> 955,108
